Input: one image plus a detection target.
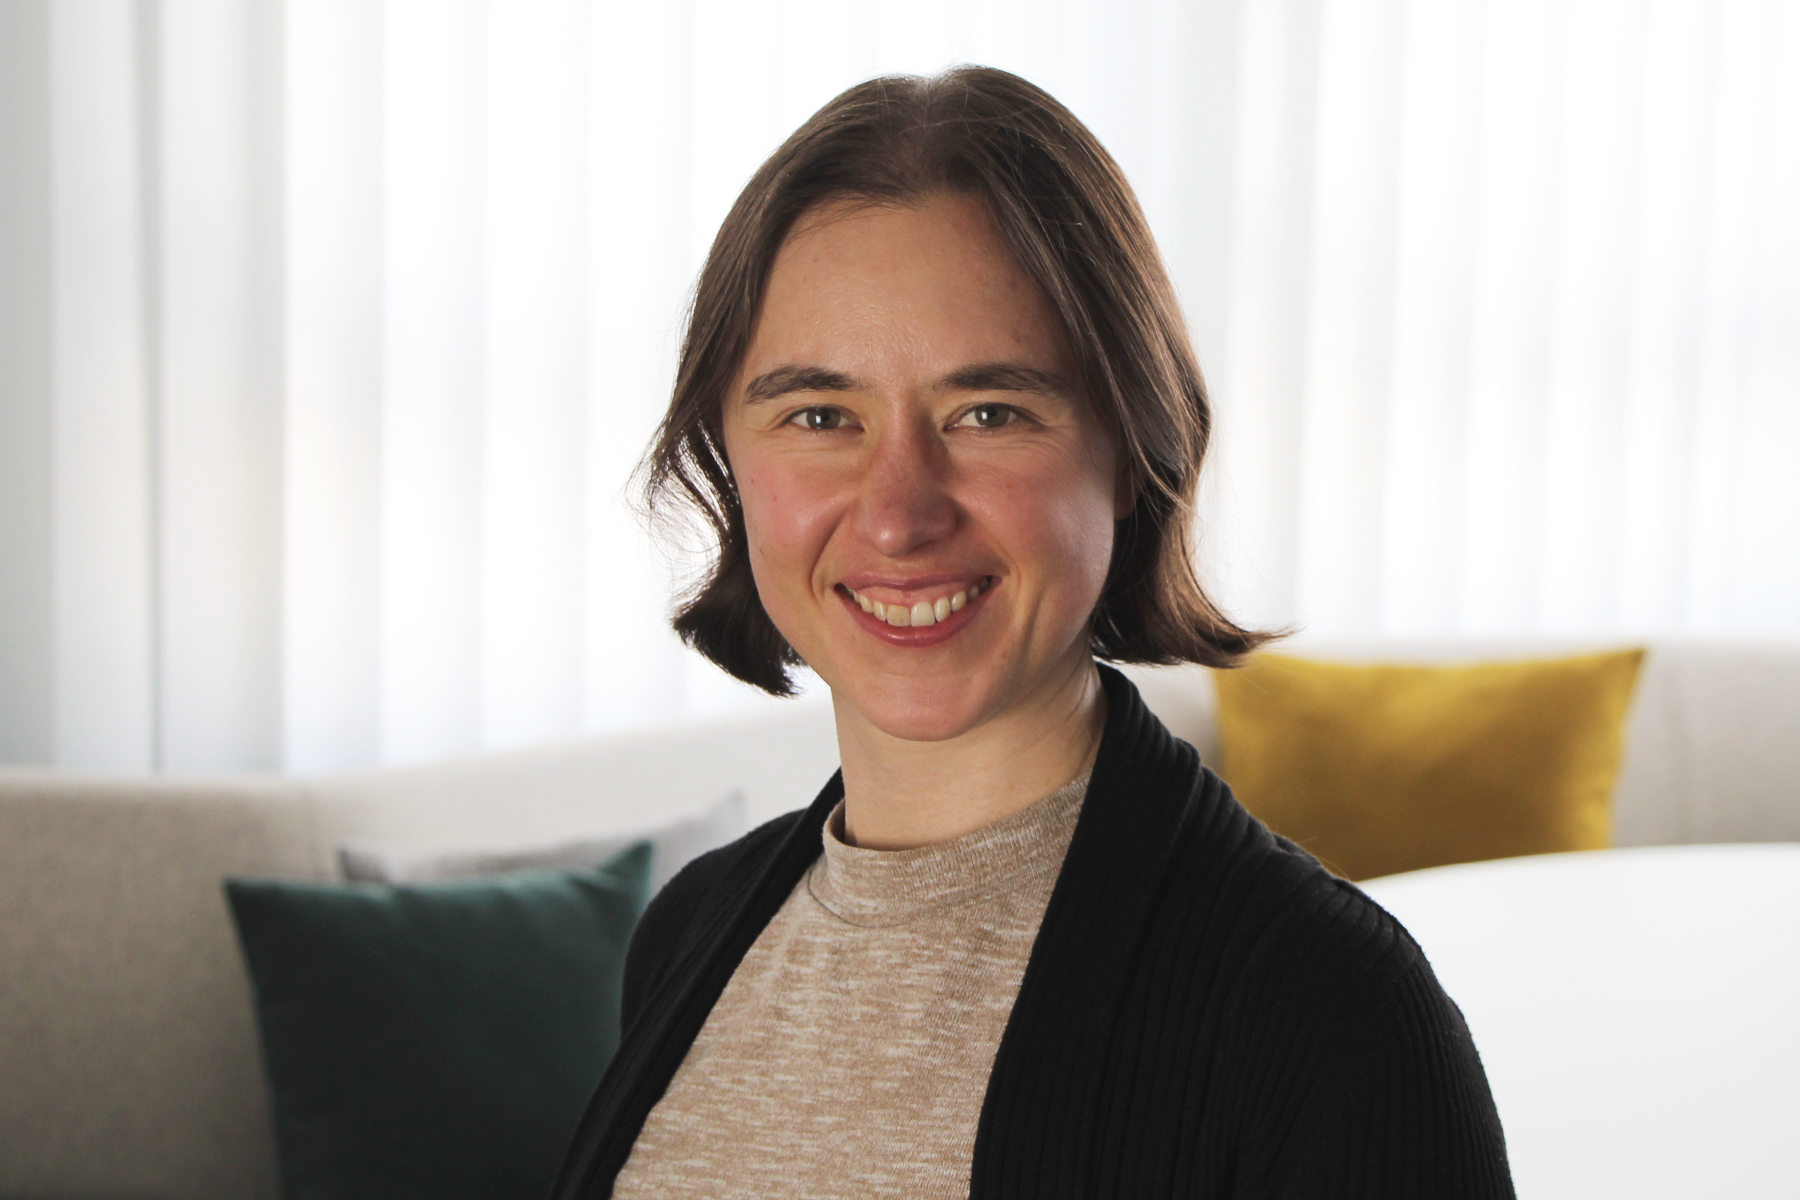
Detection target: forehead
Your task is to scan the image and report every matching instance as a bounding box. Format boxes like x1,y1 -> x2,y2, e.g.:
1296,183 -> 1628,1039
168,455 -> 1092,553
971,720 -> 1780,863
776,193 -> 1007,277
744,194 -> 1072,377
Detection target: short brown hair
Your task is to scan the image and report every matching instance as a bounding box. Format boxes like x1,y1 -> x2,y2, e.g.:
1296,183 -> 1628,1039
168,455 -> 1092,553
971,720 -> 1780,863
645,66 -> 1268,695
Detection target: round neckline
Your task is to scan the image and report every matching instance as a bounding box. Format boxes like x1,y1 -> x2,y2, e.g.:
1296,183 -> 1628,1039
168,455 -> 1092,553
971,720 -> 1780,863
807,771 -> 1090,928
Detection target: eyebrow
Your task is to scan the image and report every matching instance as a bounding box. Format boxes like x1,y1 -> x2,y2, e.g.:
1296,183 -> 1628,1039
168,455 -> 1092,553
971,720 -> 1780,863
743,365 -> 856,402
740,360 -> 1074,404
939,362 -> 1073,398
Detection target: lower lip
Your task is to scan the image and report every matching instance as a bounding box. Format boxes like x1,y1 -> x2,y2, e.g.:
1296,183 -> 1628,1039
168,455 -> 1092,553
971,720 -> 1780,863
839,582 -> 992,648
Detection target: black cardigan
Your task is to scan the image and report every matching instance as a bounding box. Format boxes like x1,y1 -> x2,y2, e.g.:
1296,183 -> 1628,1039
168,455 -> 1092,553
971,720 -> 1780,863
550,665 -> 1514,1198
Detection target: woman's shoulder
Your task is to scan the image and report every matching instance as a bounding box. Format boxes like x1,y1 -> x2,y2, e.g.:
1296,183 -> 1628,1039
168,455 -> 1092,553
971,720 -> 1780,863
1091,666 -> 1436,1013
1170,773 -> 1434,1008
1164,799 -> 1510,1192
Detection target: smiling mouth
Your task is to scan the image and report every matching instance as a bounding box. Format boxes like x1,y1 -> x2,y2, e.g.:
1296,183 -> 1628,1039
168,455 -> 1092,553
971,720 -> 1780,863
842,578 -> 991,628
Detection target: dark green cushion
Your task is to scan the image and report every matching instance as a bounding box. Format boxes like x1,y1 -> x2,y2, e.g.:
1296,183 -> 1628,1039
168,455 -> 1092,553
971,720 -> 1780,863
225,843 -> 652,1200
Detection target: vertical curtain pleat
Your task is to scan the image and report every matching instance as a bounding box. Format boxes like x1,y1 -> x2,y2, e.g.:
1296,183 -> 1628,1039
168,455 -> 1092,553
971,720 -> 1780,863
1688,0 -> 1774,630
50,0 -> 154,769
3,0 -> 1795,772
1460,0 -> 1562,634
582,0 -> 694,731
1539,0 -> 1640,632
1617,0 -> 1716,632
1215,0 -> 1321,624
151,0 -> 283,770
0,3 -> 54,765
480,0 -> 588,748
1294,0 -> 1404,635
1731,0 -> 1800,629
283,0 -> 382,771
380,0 -> 485,763
1380,0 -> 1480,634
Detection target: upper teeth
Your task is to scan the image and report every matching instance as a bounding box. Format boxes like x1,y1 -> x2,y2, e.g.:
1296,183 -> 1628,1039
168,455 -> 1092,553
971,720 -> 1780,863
848,579 -> 985,627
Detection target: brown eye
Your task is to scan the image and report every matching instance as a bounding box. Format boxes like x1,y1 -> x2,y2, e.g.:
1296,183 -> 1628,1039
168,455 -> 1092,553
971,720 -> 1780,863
794,407 -> 847,430
959,403 -> 1015,429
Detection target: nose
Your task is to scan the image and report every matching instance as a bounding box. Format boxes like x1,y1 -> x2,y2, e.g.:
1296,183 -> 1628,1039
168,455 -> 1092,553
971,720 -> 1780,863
852,417 -> 957,558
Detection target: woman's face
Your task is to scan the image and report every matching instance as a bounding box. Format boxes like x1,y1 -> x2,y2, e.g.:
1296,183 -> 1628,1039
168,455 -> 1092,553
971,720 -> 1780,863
721,194 -> 1126,742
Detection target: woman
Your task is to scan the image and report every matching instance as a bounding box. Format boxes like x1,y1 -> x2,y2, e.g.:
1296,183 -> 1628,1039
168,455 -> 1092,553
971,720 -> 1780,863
553,68 -> 1512,1199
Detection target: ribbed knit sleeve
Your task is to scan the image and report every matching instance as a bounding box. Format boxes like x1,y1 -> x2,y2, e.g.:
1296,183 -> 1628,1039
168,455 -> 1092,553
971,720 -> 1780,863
1270,954 -> 1514,1199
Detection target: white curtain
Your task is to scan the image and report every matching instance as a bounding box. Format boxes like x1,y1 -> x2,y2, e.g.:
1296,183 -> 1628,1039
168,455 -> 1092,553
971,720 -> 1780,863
1,0 -> 1794,774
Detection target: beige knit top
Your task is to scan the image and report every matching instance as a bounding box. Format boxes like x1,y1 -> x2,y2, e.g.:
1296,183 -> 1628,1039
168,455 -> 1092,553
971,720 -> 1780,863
611,771 -> 1091,1200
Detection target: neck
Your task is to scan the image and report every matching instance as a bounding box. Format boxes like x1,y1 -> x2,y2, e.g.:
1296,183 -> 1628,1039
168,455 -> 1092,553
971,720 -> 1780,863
832,655 -> 1106,850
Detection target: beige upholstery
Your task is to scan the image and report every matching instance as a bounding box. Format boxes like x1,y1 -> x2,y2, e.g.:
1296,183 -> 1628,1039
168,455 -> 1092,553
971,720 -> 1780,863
1,639 -> 1795,1200
0,701 -> 838,1200
0,775 -> 309,1200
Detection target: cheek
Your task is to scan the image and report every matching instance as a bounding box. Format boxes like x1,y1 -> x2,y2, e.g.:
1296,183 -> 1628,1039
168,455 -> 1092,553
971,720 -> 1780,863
1043,487 -> 1120,605
734,456 -> 844,600
974,458 -> 1118,606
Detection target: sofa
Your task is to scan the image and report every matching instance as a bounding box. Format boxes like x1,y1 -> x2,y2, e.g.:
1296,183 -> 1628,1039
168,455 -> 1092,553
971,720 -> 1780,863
3,637 -> 1797,1200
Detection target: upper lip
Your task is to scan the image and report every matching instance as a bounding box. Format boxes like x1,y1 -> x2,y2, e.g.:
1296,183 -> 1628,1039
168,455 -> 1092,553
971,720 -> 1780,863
837,572 -> 990,594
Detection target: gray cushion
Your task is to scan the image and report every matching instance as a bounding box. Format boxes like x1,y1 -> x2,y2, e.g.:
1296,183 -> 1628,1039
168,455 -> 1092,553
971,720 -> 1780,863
336,790 -> 746,892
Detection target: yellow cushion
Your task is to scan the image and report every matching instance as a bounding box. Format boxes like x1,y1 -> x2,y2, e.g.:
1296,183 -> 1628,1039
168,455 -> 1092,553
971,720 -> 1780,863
1213,648 -> 1645,881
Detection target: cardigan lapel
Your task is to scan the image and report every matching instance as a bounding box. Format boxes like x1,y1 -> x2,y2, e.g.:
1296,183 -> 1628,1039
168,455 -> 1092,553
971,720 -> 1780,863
552,771 -> 842,1199
970,665 -> 1204,1198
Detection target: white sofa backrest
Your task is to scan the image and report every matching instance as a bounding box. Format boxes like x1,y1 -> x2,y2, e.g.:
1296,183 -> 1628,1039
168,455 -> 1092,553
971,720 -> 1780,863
303,694 -> 841,863
2,639 -> 1795,1200
1607,639 -> 1800,845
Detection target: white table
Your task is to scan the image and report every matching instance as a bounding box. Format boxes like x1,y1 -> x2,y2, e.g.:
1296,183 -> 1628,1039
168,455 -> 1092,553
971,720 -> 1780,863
1361,844 -> 1800,1199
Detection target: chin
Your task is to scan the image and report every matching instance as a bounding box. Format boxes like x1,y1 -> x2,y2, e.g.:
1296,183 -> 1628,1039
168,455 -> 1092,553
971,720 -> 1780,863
833,670 -> 999,744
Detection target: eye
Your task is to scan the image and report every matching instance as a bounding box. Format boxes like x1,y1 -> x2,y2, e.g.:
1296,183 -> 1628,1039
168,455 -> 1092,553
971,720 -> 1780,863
955,403 -> 1018,429
789,406 -> 850,431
